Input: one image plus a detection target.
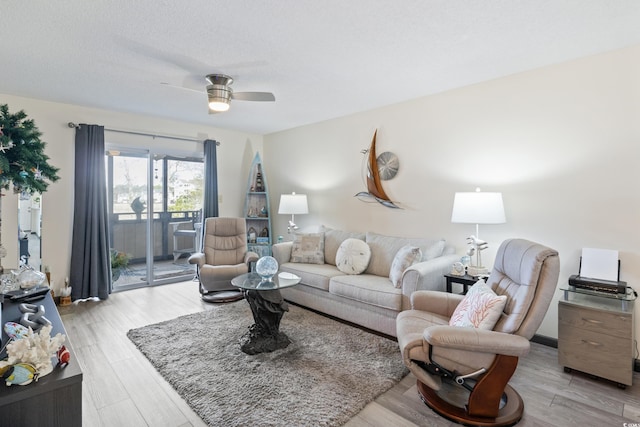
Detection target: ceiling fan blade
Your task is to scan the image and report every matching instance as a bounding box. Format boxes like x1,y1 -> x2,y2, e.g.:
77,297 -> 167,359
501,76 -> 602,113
231,92 -> 275,102
160,82 -> 205,94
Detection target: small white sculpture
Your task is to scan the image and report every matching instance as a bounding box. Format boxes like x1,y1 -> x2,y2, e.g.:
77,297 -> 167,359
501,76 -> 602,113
466,235 -> 489,276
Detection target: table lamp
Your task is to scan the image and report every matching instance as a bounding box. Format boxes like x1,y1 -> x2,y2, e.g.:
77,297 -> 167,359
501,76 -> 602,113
451,188 -> 506,276
278,192 -> 308,233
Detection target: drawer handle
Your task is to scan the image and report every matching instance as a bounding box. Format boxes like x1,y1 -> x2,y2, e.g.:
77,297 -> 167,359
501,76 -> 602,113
581,339 -> 603,347
582,318 -> 603,324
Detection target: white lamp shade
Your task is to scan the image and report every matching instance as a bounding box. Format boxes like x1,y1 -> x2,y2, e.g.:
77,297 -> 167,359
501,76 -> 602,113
451,192 -> 506,224
278,193 -> 309,215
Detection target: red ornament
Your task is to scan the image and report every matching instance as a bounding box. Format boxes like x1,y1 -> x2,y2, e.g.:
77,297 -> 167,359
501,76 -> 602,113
57,345 -> 70,367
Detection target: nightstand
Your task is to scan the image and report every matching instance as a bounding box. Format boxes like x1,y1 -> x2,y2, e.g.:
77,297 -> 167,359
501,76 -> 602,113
444,273 -> 481,294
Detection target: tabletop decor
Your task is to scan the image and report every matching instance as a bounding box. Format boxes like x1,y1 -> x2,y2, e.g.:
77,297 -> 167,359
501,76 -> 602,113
255,256 -> 278,281
0,323 -> 67,385
0,104 -> 60,273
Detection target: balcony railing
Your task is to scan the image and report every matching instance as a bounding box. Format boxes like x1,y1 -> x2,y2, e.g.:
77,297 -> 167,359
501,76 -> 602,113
110,210 -> 201,264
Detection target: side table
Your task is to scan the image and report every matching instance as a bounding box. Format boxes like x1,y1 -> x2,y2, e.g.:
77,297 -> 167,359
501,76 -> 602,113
231,272 -> 301,355
444,274 -> 482,295
558,287 -> 635,388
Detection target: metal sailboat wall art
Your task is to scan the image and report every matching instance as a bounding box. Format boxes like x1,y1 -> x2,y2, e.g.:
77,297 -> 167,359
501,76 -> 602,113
355,130 -> 401,209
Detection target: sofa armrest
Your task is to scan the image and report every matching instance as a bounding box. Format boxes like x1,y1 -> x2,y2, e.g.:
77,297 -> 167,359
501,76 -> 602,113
188,252 -> 205,268
400,253 -> 460,309
424,325 -> 531,357
272,242 -> 293,265
411,290 -> 463,317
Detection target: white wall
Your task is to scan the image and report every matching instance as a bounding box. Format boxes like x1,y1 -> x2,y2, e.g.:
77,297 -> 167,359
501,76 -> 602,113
264,45 -> 640,338
0,94 -> 262,292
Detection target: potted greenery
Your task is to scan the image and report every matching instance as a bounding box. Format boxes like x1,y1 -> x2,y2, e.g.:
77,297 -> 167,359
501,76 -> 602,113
110,249 -> 130,282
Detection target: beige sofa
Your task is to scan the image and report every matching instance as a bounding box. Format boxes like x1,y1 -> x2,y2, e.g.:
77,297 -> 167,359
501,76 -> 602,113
272,228 -> 459,337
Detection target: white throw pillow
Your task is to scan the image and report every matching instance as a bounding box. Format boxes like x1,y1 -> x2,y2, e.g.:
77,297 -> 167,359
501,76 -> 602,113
291,232 -> 325,264
449,280 -> 507,330
389,245 -> 422,288
336,238 -> 371,275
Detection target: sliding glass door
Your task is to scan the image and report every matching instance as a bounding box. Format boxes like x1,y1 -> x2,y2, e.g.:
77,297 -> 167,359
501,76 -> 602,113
107,147 -> 204,291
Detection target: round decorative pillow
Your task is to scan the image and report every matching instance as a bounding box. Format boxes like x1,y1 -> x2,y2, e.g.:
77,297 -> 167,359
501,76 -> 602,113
336,238 -> 371,275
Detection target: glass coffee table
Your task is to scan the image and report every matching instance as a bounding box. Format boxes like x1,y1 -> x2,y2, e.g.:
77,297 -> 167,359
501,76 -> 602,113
231,272 -> 301,354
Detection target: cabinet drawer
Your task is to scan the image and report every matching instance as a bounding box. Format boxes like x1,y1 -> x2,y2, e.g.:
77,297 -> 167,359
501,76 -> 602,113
558,325 -> 633,385
559,302 -> 631,339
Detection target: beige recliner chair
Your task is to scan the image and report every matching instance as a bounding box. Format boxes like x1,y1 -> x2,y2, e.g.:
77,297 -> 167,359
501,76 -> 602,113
396,238 -> 559,426
188,217 -> 259,303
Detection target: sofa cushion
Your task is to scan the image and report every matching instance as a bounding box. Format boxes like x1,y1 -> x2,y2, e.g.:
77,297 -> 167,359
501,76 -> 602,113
279,263 -> 343,291
423,239 -> 447,261
336,238 -> 371,275
321,227 -> 366,266
365,232 -> 447,277
329,274 -> 402,311
449,280 -> 507,330
291,232 -> 325,264
389,245 -> 422,288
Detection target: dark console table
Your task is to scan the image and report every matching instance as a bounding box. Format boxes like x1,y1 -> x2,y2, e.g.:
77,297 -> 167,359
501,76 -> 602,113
0,293 -> 82,427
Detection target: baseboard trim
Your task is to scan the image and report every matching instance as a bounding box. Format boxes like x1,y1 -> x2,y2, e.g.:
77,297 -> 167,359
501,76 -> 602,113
533,334 -> 640,373
532,334 -> 557,348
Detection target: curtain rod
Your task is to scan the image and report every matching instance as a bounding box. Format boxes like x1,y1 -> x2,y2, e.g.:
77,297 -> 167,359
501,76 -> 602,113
67,122 -> 220,145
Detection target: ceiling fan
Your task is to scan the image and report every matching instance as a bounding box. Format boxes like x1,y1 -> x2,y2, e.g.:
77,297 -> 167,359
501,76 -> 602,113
203,74 -> 275,113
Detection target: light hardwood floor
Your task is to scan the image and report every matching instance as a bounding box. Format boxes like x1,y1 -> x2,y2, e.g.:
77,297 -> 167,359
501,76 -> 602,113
59,281 -> 640,427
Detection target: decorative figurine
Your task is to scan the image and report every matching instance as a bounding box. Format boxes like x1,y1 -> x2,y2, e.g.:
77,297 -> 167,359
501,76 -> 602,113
2,363 -> 38,386
466,235 -> 489,276
19,303 -> 51,332
57,345 -> 70,367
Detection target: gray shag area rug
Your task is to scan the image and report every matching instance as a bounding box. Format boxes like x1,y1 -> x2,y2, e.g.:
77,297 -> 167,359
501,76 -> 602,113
127,302 -> 408,427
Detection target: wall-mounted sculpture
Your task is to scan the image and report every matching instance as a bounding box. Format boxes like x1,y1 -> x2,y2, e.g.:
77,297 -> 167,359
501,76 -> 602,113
355,130 -> 400,209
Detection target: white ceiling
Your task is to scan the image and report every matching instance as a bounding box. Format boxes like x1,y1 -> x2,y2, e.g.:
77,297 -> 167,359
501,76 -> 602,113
2,1 -> 639,135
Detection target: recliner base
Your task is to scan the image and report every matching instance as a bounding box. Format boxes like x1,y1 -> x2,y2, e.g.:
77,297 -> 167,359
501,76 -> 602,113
201,290 -> 244,303
417,380 -> 524,427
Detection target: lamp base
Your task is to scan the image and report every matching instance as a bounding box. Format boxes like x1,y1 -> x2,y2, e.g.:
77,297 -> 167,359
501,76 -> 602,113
467,265 -> 489,277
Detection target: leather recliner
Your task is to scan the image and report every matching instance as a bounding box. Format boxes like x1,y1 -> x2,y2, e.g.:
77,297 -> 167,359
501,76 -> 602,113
396,238 -> 559,426
189,217 -> 259,303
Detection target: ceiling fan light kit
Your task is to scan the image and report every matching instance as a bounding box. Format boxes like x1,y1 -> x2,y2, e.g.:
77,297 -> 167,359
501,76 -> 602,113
203,74 -> 275,113
206,74 -> 233,112
207,85 -> 231,112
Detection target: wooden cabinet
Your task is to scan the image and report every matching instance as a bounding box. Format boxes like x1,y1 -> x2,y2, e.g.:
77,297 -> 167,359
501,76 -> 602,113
558,290 -> 635,387
0,293 -> 83,426
244,153 -> 272,258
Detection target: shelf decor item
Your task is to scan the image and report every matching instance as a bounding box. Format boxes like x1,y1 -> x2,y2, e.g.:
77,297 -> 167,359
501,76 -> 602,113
244,153 -> 272,257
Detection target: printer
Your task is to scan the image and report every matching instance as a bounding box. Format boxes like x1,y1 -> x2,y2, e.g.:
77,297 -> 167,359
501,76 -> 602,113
569,248 -> 627,294
568,274 -> 627,294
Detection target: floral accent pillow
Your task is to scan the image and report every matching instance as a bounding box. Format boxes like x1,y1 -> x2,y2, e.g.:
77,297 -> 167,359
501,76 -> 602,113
389,245 -> 422,288
291,233 -> 325,264
449,280 -> 507,330
336,238 -> 371,274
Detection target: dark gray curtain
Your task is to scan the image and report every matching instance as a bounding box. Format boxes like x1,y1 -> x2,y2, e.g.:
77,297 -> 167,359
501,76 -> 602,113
70,124 -> 111,300
202,139 -> 219,220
